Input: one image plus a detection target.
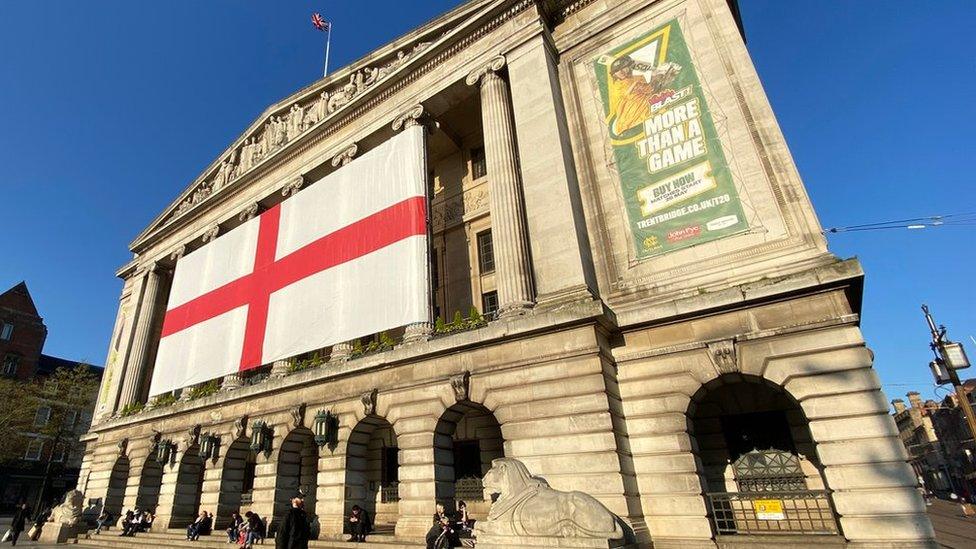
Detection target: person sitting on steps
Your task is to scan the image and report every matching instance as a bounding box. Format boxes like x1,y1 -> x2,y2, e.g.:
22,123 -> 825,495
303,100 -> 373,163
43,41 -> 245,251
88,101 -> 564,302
346,504 -> 372,543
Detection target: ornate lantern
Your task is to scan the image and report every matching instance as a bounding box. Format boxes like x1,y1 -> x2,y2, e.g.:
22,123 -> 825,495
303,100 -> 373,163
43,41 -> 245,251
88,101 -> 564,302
250,421 -> 272,454
199,432 -> 219,460
313,410 -> 339,448
156,439 -> 174,464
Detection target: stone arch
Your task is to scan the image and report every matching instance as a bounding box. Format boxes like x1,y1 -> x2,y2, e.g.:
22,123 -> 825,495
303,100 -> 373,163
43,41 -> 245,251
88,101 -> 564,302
172,445 -> 205,527
433,401 -> 504,518
135,454 -> 163,512
104,454 -> 130,516
272,427 -> 318,535
216,437 -> 255,528
687,374 -> 839,536
344,415 -> 398,527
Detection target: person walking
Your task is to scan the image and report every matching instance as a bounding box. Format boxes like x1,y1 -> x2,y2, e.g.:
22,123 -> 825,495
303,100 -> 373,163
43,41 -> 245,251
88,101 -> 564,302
6,502 -> 31,546
275,497 -> 310,549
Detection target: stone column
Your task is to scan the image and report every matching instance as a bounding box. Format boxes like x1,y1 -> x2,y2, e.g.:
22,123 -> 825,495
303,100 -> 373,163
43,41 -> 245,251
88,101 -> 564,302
466,56 -> 534,317
116,263 -> 162,411
391,105 -> 435,344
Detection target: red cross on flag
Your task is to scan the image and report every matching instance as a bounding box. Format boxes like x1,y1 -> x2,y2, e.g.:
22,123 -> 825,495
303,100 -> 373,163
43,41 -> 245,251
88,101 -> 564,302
149,127 -> 429,396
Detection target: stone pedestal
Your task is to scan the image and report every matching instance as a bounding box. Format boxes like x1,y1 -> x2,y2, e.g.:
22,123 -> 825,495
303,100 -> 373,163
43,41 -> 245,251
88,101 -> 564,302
38,522 -> 86,544
270,359 -> 291,379
476,534 -> 618,548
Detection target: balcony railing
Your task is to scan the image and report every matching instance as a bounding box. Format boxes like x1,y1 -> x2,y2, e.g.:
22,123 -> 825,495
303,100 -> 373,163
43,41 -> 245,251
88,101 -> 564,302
706,491 -> 839,536
380,482 -> 400,503
454,477 -> 485,502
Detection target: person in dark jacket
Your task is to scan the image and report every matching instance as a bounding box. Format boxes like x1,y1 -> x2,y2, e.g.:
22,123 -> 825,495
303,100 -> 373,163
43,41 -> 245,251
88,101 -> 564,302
275,497 -> 310,549
346,504 -> 371,543
7,502 -> 30,546
425,503 -> 458,549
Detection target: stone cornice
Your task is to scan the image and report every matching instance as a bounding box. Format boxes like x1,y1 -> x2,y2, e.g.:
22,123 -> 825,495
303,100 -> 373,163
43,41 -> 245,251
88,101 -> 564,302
129,0 -> 551,254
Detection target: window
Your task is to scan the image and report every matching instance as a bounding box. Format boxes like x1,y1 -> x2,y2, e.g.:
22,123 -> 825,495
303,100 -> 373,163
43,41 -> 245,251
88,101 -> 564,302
382,446 -> 399,484
471,147 -> 487,180
1,354 -> 19,376
0,322 -> 12,341
476,230 -> 495,274
52,444 -> 67,463
24,439 -> 43,461
431,249 -> 440,288
64,410 -> 78,428
482,291 -> 499,318
34,406 -> 51,428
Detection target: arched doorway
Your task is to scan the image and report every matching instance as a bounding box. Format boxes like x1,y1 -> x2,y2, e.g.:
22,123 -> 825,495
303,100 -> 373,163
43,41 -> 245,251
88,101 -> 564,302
172,446 -> 205,527
344,416 -> 398,530
104,455 -> 129,516
216,437 -> 256,528
135,455 -> 163,512
273,428 -> 318,535
688,375 -> 839,537
433,402 -> 503,519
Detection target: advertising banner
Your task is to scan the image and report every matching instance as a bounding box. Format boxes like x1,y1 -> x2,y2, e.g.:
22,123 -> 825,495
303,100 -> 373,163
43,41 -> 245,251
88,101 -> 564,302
594,19 -> 748,259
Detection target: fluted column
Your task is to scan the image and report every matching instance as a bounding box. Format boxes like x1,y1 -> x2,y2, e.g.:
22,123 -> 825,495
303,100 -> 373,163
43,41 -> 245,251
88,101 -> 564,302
116,263 -> 162,411
393,105 -> 434,343
466,56 -> 534,317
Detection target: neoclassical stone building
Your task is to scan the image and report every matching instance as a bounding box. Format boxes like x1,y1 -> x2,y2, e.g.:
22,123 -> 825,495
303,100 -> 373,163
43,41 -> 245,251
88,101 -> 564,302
79,0 -> 936,547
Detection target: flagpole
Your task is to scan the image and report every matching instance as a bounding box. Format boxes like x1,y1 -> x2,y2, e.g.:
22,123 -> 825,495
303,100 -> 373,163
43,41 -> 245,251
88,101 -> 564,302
323,26 -> 332,77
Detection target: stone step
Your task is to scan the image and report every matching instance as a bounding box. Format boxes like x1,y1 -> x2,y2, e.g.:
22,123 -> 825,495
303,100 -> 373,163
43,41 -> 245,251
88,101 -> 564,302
77,531 -> 425,549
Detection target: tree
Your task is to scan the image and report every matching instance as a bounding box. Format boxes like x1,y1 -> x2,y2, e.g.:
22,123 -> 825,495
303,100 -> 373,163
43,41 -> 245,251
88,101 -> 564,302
29,365 -> 100,511
0,376 -> 33,463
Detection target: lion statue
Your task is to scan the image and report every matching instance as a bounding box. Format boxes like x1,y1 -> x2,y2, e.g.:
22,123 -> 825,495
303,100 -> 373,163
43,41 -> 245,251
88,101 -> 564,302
50,490 -> 84,527
478,458 -> 623,540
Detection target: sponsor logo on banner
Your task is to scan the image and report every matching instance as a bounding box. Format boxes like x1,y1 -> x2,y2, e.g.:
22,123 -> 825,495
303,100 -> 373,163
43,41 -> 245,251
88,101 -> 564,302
667,225 -> 701,243
594,19 -> 749,258
707,215 -> 739,231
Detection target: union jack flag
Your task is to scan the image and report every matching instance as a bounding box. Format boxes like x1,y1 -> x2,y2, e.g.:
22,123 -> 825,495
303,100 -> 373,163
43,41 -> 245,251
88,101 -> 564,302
311,13 -> 330,32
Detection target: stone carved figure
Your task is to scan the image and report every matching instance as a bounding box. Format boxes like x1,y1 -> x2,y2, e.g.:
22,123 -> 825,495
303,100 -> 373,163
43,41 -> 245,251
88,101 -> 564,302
479,458 -> 623,540
234,416 -> 248,440
291,403 -> 307,428
361,389 -> 377,416
50,490 -> 84,527
450,371 -> 470,402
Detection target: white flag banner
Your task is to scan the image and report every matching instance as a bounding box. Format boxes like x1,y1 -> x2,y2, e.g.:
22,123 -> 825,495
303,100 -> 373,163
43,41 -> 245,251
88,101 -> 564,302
149,126 -> 428,396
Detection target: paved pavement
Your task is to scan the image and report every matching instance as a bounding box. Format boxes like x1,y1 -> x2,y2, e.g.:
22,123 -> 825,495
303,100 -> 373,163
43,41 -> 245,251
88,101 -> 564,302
928,498 -> 976,549
3,499 -> 975,547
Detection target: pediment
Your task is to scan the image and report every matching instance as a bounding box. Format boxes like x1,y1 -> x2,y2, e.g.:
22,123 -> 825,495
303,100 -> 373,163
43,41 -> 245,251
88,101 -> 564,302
131,0 -> 500,251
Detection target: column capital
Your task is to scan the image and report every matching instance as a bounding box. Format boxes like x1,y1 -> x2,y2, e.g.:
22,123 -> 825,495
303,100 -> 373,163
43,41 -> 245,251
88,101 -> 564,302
169,245 -> 187,262
465,55 -> 507,87
238,202 -> 260,222
391,104 -> 431,132
281,174 -> 305,197
201,223 -> 220,243
330,143 -> 359,167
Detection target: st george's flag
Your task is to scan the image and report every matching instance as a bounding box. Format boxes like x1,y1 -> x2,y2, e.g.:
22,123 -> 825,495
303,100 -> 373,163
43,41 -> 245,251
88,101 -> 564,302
149,126 -> 429,396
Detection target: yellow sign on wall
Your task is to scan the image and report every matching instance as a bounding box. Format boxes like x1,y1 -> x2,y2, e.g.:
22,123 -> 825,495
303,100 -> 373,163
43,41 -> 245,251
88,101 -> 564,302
753,499 -> 786,520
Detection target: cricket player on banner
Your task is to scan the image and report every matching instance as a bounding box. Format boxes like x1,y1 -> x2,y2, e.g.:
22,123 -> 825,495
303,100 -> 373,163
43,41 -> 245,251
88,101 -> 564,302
594,19 -> 748,259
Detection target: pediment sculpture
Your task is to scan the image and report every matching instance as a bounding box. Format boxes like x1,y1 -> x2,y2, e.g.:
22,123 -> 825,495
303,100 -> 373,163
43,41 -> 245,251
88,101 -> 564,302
478,458 -> 623,542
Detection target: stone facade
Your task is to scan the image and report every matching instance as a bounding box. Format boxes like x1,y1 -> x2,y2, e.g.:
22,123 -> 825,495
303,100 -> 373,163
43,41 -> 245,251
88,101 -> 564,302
79,0 -> 935,547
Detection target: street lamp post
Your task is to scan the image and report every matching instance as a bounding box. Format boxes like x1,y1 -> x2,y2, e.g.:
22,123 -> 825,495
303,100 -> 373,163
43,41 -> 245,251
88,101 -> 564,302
922,305 -> 976,445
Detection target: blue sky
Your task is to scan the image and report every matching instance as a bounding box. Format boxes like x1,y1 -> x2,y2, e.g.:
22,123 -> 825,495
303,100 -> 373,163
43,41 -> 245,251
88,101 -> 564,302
0,1 -> 972,404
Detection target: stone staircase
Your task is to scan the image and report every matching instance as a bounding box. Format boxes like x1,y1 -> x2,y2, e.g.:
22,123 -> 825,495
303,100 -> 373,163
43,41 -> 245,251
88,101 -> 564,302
75,526 -> 428,549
